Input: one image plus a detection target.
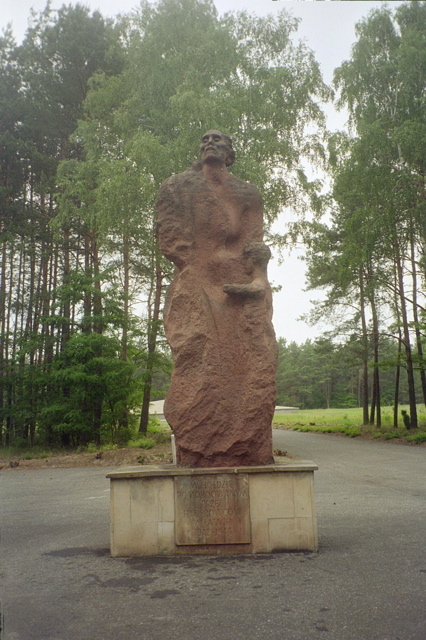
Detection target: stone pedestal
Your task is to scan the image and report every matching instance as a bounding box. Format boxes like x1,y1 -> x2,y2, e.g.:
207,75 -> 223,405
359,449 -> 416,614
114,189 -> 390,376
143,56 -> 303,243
107,460 -> 318,556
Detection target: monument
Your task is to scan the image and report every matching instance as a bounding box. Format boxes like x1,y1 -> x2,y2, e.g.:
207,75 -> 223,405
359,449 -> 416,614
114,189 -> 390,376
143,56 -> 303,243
107,132 -> 318,556
156,130 -> 277,467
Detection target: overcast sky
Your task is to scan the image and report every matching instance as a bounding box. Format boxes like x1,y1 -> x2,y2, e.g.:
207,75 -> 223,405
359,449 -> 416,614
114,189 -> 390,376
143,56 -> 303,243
2,0 -> 404,342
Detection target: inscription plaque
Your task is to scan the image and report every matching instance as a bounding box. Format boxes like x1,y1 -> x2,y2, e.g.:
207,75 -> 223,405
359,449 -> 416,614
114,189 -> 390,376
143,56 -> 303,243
175,474 -> 251,545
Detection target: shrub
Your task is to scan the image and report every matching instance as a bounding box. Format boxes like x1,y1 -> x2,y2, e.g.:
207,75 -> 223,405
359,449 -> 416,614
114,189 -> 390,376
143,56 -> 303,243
381,431 -> 402,440
128,436 -> 156,450
100,443 -> 118,452
406,431 -> 426,444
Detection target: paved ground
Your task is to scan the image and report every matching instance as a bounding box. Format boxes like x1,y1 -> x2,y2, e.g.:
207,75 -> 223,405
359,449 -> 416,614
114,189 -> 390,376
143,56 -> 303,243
1,430 -> 425,640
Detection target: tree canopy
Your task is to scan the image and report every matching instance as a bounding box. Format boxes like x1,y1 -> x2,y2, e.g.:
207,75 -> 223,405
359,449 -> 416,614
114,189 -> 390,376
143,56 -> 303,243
1,0 -> 425,448
302,1 -> 426,427
1,0 -> 331,447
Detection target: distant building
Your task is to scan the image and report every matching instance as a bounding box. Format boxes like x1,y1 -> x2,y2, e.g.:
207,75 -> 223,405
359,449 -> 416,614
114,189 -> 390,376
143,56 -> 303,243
149,400 -> 166,422
149,400 -> 299,423
274,406 -> 299,414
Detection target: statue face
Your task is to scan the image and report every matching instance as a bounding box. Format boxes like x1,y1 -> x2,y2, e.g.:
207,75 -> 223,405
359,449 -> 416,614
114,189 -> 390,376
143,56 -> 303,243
200,130 -> 232,166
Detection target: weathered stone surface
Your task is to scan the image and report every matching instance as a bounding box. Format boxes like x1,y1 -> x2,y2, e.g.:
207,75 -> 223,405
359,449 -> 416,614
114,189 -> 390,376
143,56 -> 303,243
175,474 -> 251,545
157,130 -> 277,467
107,462 -> 319,556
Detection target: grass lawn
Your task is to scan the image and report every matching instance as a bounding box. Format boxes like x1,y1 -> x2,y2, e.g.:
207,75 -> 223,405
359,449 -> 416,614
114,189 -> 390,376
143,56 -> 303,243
273,406 -> 426,444
2,409 -> 426,467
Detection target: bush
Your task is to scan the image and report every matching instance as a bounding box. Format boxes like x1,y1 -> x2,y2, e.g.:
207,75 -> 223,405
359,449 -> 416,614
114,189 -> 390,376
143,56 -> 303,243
381,431 -> 402,440
406,431 -> 426,444
1,447 -> 51,460
292,424 -> 361,438
147,417 -> 162,433
100,443 -> 118,452
128,436 -> 156,449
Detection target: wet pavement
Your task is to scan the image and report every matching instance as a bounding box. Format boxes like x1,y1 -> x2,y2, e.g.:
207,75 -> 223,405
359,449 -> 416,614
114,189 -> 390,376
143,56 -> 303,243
1,430 -> 425,640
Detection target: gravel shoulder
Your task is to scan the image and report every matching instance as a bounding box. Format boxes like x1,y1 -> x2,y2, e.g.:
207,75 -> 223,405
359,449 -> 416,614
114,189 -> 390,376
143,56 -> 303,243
0,441 -> 174,471
1,425 -> 424,472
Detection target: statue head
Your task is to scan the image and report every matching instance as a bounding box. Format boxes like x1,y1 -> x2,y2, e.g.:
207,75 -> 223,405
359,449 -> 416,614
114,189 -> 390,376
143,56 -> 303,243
244,242 -> 271,268
200,130 -> 235,167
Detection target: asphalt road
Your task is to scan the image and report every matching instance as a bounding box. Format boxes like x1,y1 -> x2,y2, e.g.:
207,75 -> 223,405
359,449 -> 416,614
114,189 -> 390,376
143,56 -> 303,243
1,430 -> 425,640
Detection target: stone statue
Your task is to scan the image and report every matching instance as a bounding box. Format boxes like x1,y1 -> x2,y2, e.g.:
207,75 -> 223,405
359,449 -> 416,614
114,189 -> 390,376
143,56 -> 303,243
157,130 -> 277,467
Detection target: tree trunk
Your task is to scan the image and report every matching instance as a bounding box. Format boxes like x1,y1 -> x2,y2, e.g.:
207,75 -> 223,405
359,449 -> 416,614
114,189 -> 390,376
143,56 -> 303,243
61,228 -> 71,349
393,337 -> 402,429
92,233 -> 103,447
118,228 -> 130,439
5,239 -> 16,445
369,294 -> 381,428
0,234 -> 6,446
392,265 -> 402,429
139,242 -> 163,435
365,262 -> 381,428
359,267 -> 369,424
395,242 -> 418,428
83,228 -> 92,334
409,226 -> 426,406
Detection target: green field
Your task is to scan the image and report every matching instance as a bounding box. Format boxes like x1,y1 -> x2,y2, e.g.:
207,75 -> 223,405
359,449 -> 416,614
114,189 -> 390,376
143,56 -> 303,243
273,406 -> 426,444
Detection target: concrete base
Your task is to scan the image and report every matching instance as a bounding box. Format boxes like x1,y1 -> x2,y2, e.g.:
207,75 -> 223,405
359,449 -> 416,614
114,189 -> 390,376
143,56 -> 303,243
107,459 -> 318,556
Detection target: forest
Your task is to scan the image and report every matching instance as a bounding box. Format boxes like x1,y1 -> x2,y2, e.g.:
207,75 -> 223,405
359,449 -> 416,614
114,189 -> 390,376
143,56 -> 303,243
1,0 -> 425,448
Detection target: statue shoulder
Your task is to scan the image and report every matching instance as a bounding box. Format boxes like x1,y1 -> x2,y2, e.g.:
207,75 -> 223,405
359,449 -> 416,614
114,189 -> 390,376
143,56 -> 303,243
157,168 -> 201,221
163,166 -> 200,185
158,167 -> 201,197
229,174 -> 262,204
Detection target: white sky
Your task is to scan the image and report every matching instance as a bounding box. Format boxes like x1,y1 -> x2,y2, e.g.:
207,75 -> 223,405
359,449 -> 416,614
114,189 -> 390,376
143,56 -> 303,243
2,0 -> 404,342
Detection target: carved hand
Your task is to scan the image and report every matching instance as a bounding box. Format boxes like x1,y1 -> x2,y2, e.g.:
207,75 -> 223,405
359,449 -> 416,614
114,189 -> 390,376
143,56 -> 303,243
223,281 -> 266,299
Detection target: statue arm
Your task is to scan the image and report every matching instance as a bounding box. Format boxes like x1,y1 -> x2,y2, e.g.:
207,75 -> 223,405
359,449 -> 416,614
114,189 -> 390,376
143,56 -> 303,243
235,186 -> 264,246
156,179 -> 193,270
223,187 -> 271,299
